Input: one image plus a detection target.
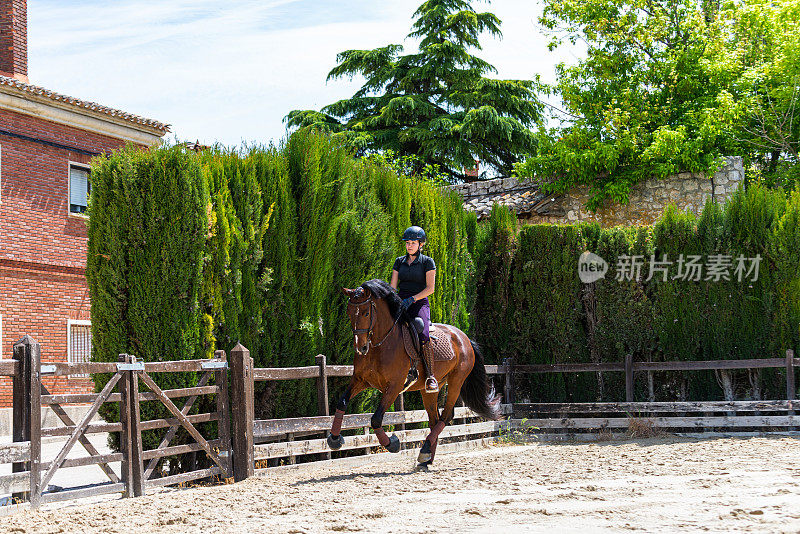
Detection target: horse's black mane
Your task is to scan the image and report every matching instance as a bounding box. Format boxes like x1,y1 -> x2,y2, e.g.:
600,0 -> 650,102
359,279 -> 408,325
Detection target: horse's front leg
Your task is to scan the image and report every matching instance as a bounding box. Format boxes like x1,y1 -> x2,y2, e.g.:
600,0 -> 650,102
370,382 -> 406,454
419,373 -> 467,465
417,390 -> 444,465
327,379 -> 366,450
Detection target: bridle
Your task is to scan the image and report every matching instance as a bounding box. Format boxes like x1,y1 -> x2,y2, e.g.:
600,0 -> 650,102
347,289 -> 403,350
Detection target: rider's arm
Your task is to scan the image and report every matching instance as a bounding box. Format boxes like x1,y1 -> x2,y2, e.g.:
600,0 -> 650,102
412,269 -> 436,301
389,256 -> 403,290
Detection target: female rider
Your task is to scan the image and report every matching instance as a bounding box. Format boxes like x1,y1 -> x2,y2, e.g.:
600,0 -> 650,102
389,226 -> 438,393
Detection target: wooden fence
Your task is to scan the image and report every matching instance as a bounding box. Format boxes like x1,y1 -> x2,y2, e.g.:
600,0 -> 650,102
1,334 -> 797,510
228,347 -> 514,477
0,336 -> 233,508
509,349 -> 799,439
0,339 -> 513,509
508,350 -> 797,402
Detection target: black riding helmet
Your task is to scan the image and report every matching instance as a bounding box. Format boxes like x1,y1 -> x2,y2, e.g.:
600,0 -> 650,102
402,226 -> 426,242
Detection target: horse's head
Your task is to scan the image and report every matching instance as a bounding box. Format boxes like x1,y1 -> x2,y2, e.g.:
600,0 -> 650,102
342,286 -> 373,356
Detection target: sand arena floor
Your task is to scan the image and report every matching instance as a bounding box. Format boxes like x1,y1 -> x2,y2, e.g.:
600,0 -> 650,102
2,436 -> 800,533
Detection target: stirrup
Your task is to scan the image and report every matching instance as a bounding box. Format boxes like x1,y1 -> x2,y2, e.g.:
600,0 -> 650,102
425,376 -> 439,393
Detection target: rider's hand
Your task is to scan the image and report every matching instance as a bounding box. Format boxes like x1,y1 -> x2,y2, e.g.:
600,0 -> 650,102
401,296 -> 415,309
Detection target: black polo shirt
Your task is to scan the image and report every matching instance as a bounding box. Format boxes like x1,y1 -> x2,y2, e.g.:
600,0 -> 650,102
393,253 -> 436,296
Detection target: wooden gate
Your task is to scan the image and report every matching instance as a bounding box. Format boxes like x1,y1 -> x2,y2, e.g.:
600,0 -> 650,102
125,350 -> 232,495
7,336 -> 232,508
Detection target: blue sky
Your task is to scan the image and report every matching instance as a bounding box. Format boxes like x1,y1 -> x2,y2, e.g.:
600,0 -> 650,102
28,0 -> 580,148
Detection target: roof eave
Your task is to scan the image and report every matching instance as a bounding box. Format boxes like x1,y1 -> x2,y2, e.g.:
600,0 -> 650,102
0,84 -> 168,146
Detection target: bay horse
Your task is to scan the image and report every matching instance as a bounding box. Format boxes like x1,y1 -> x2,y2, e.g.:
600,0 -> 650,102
327,279 -> 501,466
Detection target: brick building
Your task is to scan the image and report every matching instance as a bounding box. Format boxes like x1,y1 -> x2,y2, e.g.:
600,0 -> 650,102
0,0 -> 168,408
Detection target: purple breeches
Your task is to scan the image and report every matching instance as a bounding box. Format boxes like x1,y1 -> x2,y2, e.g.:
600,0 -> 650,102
401,294 -> 431,343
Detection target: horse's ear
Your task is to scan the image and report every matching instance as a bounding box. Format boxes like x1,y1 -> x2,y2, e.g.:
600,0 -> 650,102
342,287 -> 354,297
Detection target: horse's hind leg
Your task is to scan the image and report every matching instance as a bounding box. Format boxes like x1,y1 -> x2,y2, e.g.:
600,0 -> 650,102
327,378 -> 366,450
370,382 -> 406,454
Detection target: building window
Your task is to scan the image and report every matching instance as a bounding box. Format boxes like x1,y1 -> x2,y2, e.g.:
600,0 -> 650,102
69,164 -> 90,215
67,320 -> 92,376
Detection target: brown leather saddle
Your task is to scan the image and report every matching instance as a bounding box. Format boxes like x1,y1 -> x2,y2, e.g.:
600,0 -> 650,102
401,323 -> 456,362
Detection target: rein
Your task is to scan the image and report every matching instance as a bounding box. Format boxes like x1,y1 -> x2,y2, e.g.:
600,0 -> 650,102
348,294 -> 403,349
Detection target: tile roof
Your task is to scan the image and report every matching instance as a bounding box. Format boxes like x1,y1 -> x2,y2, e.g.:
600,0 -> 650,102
0,76 -> 169,133
456,178 -> 565,219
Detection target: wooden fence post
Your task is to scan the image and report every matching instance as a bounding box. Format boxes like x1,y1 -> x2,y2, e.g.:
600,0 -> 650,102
118,354 -> 131,496
214,350 -> 232,478
625,354 -> 634,402
787,350 -> 796,418
316,354 -> 329,416
127,355 -> 144,497
287,432 -> 296,465
12,337 -> 31,504
230,344 -> 254,482
316,354 -> 331,460
12,335 -> 40,506
118,354 -> 144,498
503,358 -> 514,405
397,394 -> 406,431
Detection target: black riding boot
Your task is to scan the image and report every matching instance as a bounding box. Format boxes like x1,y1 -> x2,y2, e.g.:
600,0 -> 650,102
421,339 -> 439,393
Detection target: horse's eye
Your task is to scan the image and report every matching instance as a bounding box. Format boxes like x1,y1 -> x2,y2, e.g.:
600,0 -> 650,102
365,310 -> 370,316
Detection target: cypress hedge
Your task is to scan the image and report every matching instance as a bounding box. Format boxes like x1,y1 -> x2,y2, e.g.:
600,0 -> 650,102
87,145 -> 208,461
471,185 -> 800,403
87,130 -> 473,428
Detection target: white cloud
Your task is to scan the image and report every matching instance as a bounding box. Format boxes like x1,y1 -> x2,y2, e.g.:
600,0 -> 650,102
28,0 -> 580,147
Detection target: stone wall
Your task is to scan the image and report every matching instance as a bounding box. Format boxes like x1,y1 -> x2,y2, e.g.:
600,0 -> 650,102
449,156 -> 745,227
449,176 -> 528,199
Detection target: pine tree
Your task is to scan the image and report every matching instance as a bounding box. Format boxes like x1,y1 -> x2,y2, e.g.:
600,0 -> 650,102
286,0 -> 543,181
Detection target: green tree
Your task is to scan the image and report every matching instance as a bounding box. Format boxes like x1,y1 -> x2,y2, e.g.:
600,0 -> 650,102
88,130 -> 476,423
725,0 -> 800,190
516,0 -> 741,210
286,0 -> 543,181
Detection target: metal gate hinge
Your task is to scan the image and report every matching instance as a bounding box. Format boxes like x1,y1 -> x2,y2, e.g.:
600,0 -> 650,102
40,364 -> 56,375
116,362 -> 145,371
201,361 -> 228,370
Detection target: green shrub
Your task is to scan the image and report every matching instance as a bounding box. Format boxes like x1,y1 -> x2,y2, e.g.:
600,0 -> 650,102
88,130 -> 474,424
87,144 -> 208,458
469,184 -> 800,402
88,131 -> 800,424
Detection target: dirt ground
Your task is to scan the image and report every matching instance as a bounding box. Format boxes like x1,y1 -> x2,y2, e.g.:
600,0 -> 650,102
2,435 -> 800,533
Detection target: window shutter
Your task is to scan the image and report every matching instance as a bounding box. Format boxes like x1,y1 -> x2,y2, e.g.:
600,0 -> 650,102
70,166 -> 89,208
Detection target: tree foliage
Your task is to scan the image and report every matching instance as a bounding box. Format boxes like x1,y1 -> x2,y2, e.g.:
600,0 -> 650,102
516,0 -> 800,209
726,0 -> 800,189
87,145 -> 209,462
286,0 -> 543,181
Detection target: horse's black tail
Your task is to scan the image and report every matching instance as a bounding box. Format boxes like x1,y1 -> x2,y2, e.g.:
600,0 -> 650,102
460,340 -> 503,420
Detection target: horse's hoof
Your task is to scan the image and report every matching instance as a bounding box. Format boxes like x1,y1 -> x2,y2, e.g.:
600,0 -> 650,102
387,434 -> 401,453
415,462 -> 431,472
418,438 -> 432,463
327,432 -> 344,450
